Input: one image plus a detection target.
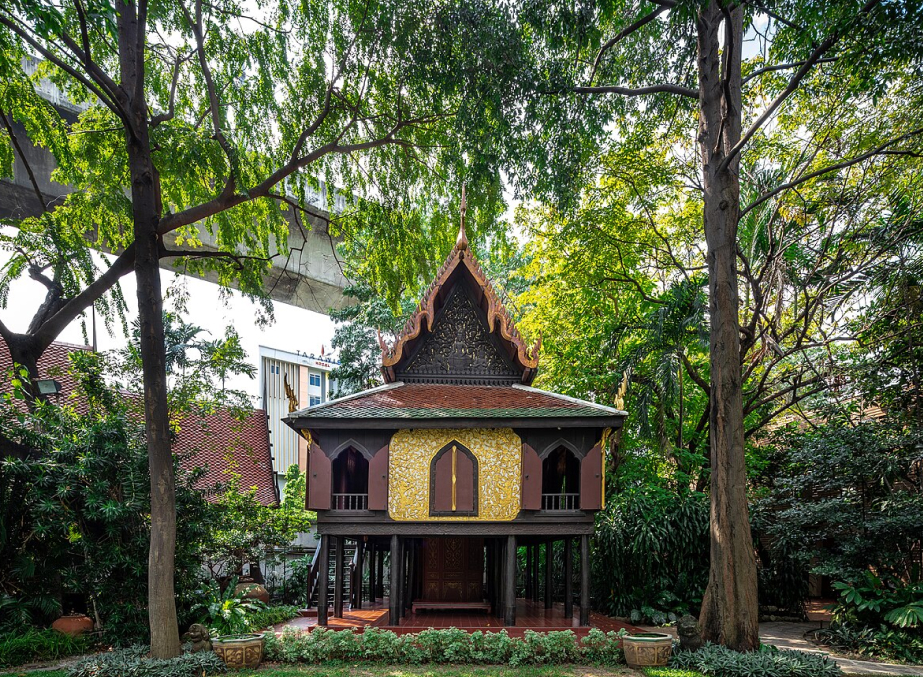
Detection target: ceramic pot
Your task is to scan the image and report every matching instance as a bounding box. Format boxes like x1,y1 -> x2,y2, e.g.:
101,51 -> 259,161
234,582 -> 270,604
622,632 -> 673,668
51,614 -> 93,637
213,633 -> 264,669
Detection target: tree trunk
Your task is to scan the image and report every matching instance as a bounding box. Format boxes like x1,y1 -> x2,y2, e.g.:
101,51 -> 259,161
695,1 -> 759,651
117,0 -> 180,658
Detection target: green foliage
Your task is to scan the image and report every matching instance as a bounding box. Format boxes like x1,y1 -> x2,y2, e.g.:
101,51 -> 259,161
199,469 -> 311,580
669,643 -> 841,677
644,669 -> 704,677
68,646 -> 226,677
0,353 -> 215,645
818,623 -> 923,664
263,627 -> 625,667
245,605 -> 301,632
0,628 -> 92,668
193,578 -> 267,637
593,489 -> 709,624
756,417 -> 923,584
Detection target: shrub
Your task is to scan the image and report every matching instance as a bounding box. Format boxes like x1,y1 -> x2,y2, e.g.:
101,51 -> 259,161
245,604 -> 301,631
670,642 -> 842,677
263,626 -> 625,666
819,623 -> 923,664
67,646 -> 226,677
645,669 -> 705,677
0,628 -> 92,668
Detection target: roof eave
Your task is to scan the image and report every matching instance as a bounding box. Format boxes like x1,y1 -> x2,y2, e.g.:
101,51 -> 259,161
284,414 -> 627,430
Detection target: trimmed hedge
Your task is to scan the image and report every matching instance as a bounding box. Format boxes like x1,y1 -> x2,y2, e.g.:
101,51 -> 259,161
264,626 -> 625,666
246,604 -> 301,631
67,646 -> 226,677
670,643 -> 842,677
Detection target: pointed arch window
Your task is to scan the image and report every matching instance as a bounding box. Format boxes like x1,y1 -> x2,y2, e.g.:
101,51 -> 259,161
429,441 -> 479,516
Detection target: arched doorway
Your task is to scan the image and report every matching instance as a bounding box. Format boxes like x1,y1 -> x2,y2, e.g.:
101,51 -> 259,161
541,445 -> 580,510
331,447 -> 369,510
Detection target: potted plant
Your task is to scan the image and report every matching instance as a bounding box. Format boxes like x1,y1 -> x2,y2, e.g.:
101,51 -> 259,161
621,631 -> 674,668
193,578 -> 268,669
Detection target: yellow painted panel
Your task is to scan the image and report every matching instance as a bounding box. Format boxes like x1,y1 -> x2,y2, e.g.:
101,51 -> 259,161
388,428 -> 522,521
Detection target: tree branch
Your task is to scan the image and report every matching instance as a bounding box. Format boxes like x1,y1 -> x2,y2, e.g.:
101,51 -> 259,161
742,57 -> 838,86
719,0 -> 882,173
569,83 -> 698,98
590,3 -> 674,84
740,126 -> 923,219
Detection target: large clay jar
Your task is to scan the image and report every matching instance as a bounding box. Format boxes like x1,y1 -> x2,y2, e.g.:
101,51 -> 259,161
234,582 -> 270,604
213,633 -> 265,669
52,614 -> 94,637
622,632 -> 674,668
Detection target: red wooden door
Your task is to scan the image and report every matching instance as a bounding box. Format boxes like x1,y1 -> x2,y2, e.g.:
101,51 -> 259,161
421,537 -> 484,602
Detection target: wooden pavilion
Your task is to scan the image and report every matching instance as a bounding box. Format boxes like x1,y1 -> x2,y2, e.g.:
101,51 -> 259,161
284,202 -> 627,629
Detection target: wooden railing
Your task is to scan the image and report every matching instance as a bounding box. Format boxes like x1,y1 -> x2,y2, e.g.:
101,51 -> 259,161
541,493 -> 579,511
332,493 -> 368,510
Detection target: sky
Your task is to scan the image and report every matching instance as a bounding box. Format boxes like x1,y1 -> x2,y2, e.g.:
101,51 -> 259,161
0,249 -> 337,401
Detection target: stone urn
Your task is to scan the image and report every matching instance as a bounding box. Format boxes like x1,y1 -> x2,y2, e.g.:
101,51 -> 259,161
234,581 -> 270,604
212,633 -> 265,669
51,613 -> 93,637
622,632 -> 673,668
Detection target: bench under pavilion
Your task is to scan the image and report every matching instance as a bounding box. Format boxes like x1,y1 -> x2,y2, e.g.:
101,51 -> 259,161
284,210 -> 627,629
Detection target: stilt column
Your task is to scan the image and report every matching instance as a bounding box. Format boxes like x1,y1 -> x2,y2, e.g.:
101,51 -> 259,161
544,540 -> 553,609
580,534 -> 590,626
389,535 -> 401,624
564,537 -> 573,618
504,535 -> 517,626
333,536 -> 345,618
317,534 -> 329,626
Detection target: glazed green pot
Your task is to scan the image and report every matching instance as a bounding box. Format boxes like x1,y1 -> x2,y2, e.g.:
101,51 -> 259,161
622,632 -> 673,668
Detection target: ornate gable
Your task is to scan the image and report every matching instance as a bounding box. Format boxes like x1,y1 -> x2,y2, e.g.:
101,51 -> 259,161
379,191 -> 540,385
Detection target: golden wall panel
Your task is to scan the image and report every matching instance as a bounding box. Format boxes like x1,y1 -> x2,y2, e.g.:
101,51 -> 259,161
388,428 -> 521,521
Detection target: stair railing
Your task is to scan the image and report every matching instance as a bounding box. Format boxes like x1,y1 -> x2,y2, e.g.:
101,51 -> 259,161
349,543 -> 360,608
307,534 -> 324,607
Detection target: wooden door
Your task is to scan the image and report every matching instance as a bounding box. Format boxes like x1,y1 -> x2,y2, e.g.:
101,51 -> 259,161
421,537 -> 484,602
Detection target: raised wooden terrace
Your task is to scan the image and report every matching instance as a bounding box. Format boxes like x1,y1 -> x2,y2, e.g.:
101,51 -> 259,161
275,598 -> 638,638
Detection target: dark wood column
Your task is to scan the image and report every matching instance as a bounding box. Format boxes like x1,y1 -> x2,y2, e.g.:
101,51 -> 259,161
354,539 -> 364,609
580,534 -> 590,626
564,537 -> 573,618
486,541 -> 495,611
317,534 -> 329,627
504,534 -> 517,626
531,543 -> 540,601
495,539 -> 504,619
366,541 -> 378,605
405,540 -> 415,611
389,535 -> 401,624
525,545 -> 533,600
333,536 -> 345,618
544,540 -> 553,609
377,547 -> 385,598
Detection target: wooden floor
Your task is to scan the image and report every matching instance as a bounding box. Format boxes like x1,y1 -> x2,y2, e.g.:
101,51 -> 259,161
274,598 -> 639,638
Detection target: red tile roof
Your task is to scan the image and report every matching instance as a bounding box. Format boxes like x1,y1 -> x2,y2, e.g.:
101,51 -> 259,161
286,382 -> 626,424
0,337 -> 277,505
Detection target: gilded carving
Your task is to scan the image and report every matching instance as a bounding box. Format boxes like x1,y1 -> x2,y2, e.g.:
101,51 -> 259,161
389,428 -> 521,521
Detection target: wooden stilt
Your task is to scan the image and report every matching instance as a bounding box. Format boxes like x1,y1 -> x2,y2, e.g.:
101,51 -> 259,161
406,540 -> 416,611
580,534 -> 590,626
368,543 -> 376,604
525,545 -> 533,600
333,536 -> 344,618
354,539 -> 364,609
504,534 -> 516,626
531,543 -> 540,601
486,541 -> 495,611
544,540 -> 553,609
377,547 -> 384,598
564,537 -> 573,618
389,535 -> 401,624
495,539 -> 504,619
317,534 -> 329,627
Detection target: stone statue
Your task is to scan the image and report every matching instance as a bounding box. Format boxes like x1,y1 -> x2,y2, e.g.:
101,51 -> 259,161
677,614 -> 703,652
183,624 -> 212,653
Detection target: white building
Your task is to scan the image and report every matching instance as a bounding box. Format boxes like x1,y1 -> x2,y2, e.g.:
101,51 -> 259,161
260,346 -> 339,492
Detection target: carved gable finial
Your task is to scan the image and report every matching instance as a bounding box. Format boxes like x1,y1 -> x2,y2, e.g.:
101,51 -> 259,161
456,183 -> 468,251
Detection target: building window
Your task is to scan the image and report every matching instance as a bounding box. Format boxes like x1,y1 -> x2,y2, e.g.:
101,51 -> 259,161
270,364 -> 279,375
309,396 -> 321,406
309,373 -> 321,387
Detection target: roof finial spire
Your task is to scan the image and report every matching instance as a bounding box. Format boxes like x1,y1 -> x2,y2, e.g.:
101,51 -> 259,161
456,183 -> 468,251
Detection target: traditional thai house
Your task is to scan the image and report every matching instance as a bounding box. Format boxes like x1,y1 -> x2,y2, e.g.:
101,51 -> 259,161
284,205 -> 626,628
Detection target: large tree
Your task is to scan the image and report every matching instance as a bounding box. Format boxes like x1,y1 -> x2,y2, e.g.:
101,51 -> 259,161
513,0 -> 923,649
0,0 -> 521,656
